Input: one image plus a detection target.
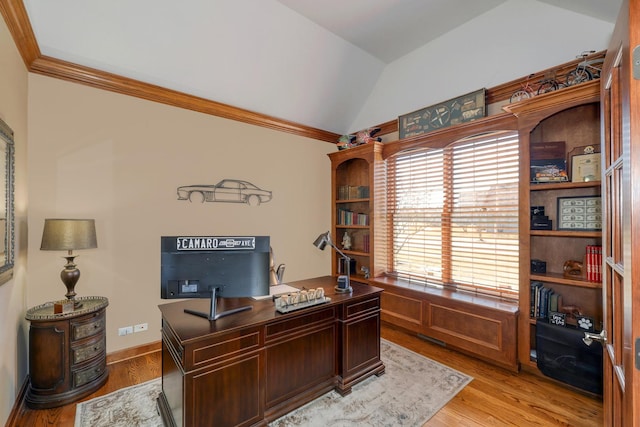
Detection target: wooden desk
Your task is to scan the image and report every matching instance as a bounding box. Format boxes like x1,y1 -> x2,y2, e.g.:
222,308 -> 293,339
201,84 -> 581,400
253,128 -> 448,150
157,277 -> 384,427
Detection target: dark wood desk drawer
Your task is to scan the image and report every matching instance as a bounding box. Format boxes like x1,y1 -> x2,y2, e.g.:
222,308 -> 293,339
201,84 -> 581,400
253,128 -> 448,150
342,296 -> 380,320
265,306 -> 335,342
189,328 -> 262,370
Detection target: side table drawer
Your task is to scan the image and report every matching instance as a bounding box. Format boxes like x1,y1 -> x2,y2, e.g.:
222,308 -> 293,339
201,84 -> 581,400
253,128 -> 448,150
72,311 -> 105,341
72,335 -> 106,365
73,356 -> 107,388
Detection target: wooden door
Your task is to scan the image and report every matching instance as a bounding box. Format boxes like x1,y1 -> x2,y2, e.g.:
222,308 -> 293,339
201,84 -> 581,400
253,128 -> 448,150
600,0 -> 640,424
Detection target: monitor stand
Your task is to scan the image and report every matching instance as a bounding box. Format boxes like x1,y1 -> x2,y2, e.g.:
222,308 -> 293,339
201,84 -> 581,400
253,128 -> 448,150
184,287 -> 252,321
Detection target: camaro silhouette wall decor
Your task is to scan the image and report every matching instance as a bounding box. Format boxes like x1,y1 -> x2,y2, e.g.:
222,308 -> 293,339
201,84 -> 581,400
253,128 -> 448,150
177,179 -> 272,206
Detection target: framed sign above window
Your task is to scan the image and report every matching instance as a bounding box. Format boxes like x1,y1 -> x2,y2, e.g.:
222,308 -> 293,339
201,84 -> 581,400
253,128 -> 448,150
398,89 -> 486,139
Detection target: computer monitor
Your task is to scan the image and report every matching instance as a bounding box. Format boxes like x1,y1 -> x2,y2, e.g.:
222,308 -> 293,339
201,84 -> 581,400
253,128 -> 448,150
160,236 -> 270,320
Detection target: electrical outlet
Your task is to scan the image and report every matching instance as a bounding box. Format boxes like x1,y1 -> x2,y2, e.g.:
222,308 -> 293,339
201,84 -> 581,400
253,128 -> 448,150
118,326 -> 134,336
134,323 -> 148,333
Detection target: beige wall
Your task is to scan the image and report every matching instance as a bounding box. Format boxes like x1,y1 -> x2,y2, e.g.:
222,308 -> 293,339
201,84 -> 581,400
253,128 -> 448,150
0,16 -> 29,427
27,73 -> 335,354
28,75 -> 335,352
0,16 -> 334,423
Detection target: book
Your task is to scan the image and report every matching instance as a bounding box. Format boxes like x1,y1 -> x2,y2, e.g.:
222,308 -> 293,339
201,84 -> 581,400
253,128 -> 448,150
549,293 -> 559,313
585,245 -> 603,282
539,287 -> 552,319
530,281 -> 543,318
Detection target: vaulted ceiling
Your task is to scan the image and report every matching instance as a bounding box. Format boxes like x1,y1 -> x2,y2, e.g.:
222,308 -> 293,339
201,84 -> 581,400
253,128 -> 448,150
4,1 -> 622,139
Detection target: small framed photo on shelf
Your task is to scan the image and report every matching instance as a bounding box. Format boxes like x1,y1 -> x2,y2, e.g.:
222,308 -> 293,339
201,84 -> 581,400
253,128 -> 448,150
567,145 -> 601,182
549,312 -> 566,327
530,141 -> 568,183
557,195 -> 602,231
530,159 -> 568,183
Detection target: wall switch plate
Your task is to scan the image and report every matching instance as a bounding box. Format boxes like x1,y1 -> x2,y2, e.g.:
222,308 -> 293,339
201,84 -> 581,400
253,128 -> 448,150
134,323 -> 148,333
118,326 -> 134,336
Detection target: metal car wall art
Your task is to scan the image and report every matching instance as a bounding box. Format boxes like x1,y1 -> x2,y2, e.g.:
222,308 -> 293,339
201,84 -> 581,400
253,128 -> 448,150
177,179 -> 272,206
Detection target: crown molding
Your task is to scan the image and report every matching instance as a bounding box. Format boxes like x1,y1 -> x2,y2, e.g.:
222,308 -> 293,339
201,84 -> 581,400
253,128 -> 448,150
0,0 -> 339,143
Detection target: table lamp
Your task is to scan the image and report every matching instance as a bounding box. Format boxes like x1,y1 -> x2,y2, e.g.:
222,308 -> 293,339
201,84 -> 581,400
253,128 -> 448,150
313,231 -> 352,293
40,219 -> 97,309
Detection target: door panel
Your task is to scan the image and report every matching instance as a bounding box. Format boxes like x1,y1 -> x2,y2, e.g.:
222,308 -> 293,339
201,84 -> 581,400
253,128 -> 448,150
600,0 -> 640,424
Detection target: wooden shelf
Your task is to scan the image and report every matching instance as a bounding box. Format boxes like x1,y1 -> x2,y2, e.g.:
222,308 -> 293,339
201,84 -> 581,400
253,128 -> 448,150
336,198 -> 370,203
530,230 -> 601,238
529,181 -> 601,191
336,225 -> 370,229
530,272 -> 602,289
343,249 -> 369,257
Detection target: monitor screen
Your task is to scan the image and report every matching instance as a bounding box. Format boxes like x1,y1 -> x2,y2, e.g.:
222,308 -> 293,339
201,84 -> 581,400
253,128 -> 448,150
160,236 -> 270,300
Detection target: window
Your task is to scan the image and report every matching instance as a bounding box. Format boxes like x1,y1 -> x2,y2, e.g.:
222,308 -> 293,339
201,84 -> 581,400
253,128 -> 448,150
386,130 -> 519,299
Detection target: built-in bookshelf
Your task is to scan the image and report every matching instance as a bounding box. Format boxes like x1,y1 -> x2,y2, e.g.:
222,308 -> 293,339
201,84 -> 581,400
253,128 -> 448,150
503,80 -> 603,374
328,142 -> 382,280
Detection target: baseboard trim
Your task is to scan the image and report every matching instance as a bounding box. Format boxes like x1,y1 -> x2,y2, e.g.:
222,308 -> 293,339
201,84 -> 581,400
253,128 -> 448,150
106,340 -> 161,364
5,377 -> 29,427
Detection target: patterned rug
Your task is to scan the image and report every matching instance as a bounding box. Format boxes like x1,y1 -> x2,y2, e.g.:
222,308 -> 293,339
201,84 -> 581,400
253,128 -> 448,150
74,379 -> 162,427
75,339 -> 472,427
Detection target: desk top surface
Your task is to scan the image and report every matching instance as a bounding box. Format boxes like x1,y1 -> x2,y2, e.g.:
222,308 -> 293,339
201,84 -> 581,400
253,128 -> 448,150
158,276 -> 382,343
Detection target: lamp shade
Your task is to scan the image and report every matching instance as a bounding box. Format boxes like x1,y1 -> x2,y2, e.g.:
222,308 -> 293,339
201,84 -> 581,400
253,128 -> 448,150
312,232 -> 329,250
312,230 -> 352,293
40,219 -> 97,251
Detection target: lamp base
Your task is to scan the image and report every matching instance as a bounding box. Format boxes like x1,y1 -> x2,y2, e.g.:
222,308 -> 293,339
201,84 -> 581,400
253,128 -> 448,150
334,285 -> 353,293
61,254 -> 83,310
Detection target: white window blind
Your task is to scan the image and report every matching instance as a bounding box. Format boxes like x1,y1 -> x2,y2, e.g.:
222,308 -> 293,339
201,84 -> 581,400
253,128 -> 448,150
387,131 -> 519,299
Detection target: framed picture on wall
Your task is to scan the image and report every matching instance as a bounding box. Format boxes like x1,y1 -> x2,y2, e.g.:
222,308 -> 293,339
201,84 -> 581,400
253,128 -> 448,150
397,89 -> 486,139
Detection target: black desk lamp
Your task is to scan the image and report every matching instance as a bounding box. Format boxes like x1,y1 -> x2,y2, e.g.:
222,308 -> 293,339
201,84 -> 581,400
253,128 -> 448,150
313,231 -> 352,293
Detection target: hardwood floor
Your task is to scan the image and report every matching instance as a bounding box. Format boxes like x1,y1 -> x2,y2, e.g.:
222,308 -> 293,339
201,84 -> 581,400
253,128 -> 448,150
383,324 -> 603,426
10,323 -> 603,426
9,347 -> 162,427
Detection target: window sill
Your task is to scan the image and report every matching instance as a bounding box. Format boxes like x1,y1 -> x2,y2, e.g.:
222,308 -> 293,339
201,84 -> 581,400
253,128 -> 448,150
368,275 -> 519,314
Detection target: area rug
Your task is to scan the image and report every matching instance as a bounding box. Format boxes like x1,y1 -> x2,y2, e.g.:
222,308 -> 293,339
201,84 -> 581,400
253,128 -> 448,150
74,378 -> 162,427
75,339 -> 472,427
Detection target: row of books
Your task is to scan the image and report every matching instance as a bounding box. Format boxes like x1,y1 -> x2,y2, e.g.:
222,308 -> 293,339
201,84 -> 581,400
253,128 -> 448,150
337,185 -> 369,200
585,245 -> 602,282
337,208 -> 369,226
530,281 -> 563,319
